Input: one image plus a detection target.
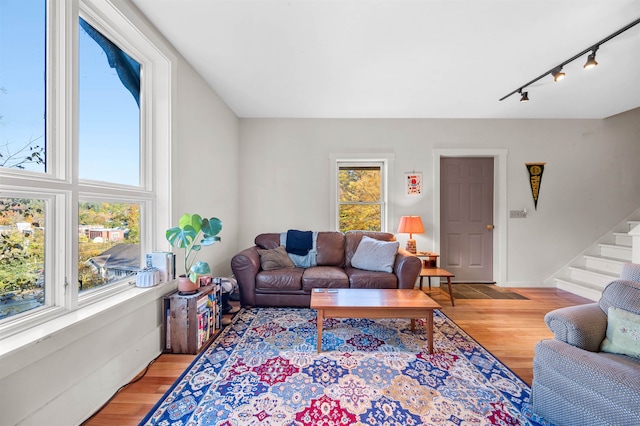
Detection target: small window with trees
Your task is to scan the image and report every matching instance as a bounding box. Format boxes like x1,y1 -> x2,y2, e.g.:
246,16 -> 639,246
0,198 -> 46,319
338,162 -> 385,232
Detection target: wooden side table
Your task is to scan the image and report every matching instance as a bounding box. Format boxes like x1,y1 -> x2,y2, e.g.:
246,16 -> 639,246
419,267 -> 455,307
416,251 -> 439,268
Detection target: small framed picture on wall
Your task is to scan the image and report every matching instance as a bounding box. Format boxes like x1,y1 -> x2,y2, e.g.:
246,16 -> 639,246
405,172 -> 422,196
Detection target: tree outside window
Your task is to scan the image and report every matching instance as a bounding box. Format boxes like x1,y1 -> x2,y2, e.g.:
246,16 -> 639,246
338,165 -> 383,232
0,198 -> 45,319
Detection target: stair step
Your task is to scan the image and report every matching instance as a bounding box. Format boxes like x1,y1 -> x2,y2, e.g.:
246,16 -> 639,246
613,232 -> 632,246
628,220 -> 640,231
598,243 -> 632,261
569,266 -> 617,286
556,278 -> 602,302
584,255 -> 626,275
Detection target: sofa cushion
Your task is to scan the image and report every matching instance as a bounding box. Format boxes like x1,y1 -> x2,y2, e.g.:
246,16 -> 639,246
256,269 -> 303,291
351,235 -> 399,273
345,231 -> 396,267
255,233 -> 281,250
301,266 -> 349,291
257,245 -> 296,270
600,306 -> 640,359
315,232 -> 346,267
346,267 -> 398,289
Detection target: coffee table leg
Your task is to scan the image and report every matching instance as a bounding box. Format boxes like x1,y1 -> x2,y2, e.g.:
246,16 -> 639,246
411,318 -> 415,332
427,310 -> 434,354
316,309 -> 323,353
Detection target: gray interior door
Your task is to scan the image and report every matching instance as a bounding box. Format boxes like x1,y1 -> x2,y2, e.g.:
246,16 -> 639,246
440,157 -> 494,282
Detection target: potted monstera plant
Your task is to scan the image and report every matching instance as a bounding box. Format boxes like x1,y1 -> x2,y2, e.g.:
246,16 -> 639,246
166,213 -> 222,294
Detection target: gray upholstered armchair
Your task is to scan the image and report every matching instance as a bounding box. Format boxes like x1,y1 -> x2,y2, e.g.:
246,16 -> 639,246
531,262 -> 640,426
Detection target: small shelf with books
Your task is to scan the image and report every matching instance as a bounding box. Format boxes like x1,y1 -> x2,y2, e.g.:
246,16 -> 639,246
164,282 -> 222,354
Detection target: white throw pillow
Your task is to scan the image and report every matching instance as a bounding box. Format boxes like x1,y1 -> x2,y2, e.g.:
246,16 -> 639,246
600,306 -> 640,359
351,236 -> 399,273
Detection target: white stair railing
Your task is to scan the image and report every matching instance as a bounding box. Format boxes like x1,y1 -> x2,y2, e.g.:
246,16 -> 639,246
630,223 -> 640,264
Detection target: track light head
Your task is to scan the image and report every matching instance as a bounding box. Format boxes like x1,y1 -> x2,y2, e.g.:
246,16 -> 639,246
499,18 -> 640,102
551,67 -> 566,82
584,48 -> 599,69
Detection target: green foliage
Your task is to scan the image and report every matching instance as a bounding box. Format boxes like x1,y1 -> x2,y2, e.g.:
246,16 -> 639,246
0,198 -> 44,225
166,214 -> 222,283
78,202 -> 140,243
340,205 -> 382,231
338,167 -> 382,232
78,263 -> 108,289
0,230 -> 41,294
0,199 -> 45,295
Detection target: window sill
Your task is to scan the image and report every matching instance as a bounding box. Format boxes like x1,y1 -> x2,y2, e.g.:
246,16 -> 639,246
0,280 -> 176,373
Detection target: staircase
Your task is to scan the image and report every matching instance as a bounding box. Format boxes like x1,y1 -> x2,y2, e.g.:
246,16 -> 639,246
553,218 -> 639,301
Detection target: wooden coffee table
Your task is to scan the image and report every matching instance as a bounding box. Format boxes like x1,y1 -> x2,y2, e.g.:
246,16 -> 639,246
310,288 -> 441,354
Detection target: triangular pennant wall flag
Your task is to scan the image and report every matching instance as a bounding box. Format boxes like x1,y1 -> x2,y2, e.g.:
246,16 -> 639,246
526,163 -> 545,210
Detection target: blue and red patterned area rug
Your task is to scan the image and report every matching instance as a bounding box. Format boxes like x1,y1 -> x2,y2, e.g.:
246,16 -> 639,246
141,308 -> 550,425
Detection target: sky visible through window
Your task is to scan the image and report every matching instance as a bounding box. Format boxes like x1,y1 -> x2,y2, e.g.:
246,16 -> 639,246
0,0 -> 140,185
0,0 -> 45,172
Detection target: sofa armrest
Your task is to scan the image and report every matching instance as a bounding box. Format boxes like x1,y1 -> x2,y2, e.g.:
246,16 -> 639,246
394,249 -> 422,289
544,303 -> 607,352
230,247 -> 261,307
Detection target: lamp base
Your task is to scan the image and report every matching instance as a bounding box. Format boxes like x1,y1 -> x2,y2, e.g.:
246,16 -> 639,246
405,239 -> 417,254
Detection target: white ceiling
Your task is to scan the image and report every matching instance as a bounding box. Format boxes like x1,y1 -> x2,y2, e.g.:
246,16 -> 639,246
131,0 -> 640,119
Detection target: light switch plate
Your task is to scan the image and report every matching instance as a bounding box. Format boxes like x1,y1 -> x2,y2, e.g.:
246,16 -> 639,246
510,210 -> 527,218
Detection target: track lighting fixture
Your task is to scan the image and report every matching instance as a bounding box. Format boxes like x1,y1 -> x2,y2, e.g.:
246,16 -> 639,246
499,17 -> 640,102
519,89 -> 529,102
551,67 -> 566,82
584,47 -> 599,69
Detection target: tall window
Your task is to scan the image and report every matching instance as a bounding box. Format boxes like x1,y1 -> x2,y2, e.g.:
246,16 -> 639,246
338,162 -> 385,232
76,18 -> 142,294
0,0 -> 170,334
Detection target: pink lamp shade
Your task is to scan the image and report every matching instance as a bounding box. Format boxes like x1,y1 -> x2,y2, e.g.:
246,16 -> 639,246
397,215 -> 424,254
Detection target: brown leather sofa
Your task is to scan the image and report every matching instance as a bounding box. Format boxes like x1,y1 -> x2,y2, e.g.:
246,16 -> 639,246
231,230 -> 422,307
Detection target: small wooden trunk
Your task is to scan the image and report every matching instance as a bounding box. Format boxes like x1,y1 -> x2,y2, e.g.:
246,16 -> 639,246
166,283 -> 221,354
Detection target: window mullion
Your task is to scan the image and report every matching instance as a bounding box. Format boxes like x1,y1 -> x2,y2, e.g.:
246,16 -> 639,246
50,0 -> 78,310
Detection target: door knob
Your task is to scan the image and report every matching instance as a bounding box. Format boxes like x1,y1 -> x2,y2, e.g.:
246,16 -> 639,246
486,224 -> 494,230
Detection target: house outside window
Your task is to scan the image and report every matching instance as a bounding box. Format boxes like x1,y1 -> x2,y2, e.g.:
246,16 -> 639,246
337,161 -> 386,232
0,0 -> 171,336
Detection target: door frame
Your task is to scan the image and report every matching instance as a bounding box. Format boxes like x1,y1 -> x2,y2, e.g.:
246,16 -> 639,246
433,149 -> 508,286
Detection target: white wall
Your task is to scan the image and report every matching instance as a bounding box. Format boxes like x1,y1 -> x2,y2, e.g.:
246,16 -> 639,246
238,108 -> 640,285
170,60 -> 240,277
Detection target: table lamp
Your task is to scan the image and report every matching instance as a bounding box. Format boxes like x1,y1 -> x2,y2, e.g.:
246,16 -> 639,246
397,215 -> 424,254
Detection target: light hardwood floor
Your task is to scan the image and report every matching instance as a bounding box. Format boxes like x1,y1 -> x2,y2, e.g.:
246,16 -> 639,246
83,287 -> 592,425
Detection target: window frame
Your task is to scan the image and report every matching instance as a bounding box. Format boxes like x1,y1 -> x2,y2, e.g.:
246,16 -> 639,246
329,154 -> 393,233
0,0 -> 173,340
